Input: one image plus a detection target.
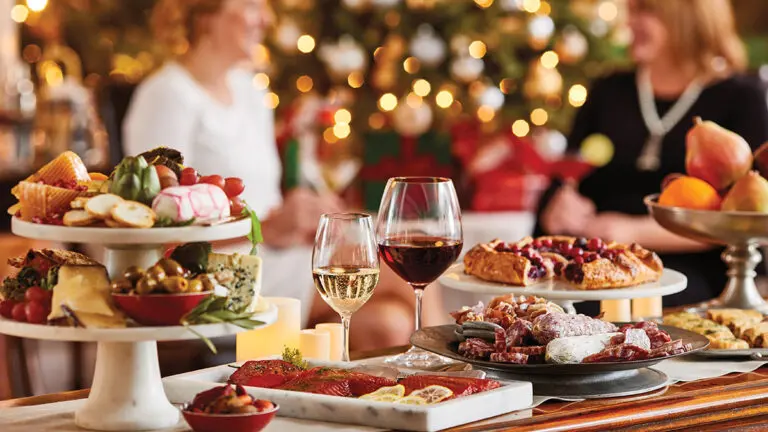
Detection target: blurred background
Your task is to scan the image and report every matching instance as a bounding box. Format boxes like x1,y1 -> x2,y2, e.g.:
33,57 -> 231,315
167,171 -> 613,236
1,0 -> 768,399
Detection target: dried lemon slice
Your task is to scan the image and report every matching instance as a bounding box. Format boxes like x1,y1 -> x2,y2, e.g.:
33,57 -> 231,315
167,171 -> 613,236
396,395 -> 428,405
408,385 -> 453,404
359,384 -> 406,400
362,394 -> 403,403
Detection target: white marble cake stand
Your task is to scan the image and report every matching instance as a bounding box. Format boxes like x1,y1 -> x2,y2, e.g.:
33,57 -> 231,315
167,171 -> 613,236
3,217 -> 278,431
439,264 -> 687,313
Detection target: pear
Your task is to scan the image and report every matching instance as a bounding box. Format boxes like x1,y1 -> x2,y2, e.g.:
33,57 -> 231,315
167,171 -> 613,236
686,117 -> 753,191
721,171 -> 768,213
753,141 -> 768,178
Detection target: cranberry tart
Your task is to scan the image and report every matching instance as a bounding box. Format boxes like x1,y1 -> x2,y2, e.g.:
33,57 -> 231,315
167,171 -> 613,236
463,236 -> 663,290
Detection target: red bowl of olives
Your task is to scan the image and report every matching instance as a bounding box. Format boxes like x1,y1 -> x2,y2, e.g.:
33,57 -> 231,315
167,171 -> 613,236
110,258 -> 216,326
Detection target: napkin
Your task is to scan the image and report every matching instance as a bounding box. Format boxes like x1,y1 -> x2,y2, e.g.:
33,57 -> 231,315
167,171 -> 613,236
653,356 -> 768,383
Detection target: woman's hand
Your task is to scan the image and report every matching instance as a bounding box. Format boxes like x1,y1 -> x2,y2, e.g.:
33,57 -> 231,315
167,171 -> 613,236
262,188 -> 345,248
584,212 -> 711,252
540,184 -> 596,236
583,212 -> 632,243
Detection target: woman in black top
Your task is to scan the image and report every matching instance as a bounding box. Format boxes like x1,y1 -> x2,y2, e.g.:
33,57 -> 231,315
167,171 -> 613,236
535,0 -> 768,311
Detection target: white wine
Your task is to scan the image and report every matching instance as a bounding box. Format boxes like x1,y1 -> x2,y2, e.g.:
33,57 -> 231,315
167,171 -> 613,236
312,266 -> 380,316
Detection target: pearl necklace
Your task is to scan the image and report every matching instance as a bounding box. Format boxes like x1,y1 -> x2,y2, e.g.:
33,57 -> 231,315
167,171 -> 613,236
635,68 -> 705,171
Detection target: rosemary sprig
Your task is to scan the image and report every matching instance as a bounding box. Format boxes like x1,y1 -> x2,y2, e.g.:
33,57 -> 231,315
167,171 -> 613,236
180,295 -> 265,354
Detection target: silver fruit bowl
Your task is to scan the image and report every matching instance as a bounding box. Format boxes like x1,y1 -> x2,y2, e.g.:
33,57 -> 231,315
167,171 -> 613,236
645,194 -> 768,312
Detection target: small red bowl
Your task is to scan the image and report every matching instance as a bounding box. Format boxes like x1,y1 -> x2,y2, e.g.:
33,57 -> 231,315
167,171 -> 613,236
111,291 -> 212,326
182,403 -> 279,432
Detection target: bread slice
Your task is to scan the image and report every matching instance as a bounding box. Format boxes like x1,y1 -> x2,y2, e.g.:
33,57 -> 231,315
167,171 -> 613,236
85,194 -> 124,219
63,210 -> 98,227
111,201 -> 155,228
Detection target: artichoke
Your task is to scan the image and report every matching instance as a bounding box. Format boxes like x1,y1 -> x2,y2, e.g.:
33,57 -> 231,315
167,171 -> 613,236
109,156 -> 161,205
139,147 -> 185,177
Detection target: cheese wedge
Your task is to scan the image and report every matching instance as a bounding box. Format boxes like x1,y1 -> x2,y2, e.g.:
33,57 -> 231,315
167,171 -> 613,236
49,265 -> 125,328
208,253 -> 262,313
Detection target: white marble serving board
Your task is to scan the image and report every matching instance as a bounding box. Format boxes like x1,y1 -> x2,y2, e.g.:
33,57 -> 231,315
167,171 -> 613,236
162,361 -> 532,432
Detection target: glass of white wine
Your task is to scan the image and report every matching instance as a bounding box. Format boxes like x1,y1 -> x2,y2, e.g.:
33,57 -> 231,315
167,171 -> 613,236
312,213 -> 380,362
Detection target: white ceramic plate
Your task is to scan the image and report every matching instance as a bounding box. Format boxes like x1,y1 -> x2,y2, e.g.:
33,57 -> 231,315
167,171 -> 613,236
439,264 -> 688,301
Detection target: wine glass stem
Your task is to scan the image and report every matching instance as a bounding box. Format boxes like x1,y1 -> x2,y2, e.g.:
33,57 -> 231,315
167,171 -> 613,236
413,286 -> 426,332
341,314 -> 351,362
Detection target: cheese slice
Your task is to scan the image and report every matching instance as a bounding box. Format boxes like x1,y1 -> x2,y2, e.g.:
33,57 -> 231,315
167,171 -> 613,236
208,253 -> 262,313
545,332 -> 621,364
48,265 -> 125,328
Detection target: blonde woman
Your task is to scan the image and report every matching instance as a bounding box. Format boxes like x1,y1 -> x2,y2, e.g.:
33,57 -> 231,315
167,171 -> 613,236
123,0 -> 418,359
537,0 -> 768,308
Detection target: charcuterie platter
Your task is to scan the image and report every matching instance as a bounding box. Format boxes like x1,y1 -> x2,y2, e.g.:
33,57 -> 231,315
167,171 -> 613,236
410,294 -> 708,397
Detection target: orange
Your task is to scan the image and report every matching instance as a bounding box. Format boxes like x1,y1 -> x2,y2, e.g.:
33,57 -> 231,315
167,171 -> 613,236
659,176 -> 721,210
89,172 -> 109,181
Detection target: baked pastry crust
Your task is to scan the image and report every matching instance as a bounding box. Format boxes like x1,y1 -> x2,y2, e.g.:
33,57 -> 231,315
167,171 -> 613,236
464,236 -> 663,290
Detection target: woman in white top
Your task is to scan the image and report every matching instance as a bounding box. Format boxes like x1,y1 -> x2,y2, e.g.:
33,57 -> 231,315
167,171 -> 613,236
123,0 -> 422,352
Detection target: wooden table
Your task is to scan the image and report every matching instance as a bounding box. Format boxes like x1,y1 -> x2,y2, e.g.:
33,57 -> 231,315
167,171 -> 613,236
2,347 -> 768,431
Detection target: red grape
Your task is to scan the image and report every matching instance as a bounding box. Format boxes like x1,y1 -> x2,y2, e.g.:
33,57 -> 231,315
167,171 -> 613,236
25,286 -> 48,303
180,167 -> 199,186
0,300 -> 16,318
223,177 -> 245,198
230,197 -> 246,215
25,301 -> 47,324
11,303 -> 27,322
200,175 -> 226,190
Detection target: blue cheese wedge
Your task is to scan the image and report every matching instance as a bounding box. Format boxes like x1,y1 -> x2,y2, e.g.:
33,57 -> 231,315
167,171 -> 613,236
207,253 -> 263,313
545,333 -> 621,364
624,329 -> 651,350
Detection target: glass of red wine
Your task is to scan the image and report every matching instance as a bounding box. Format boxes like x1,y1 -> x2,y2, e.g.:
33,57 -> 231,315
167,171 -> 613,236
376,177 -> 463,369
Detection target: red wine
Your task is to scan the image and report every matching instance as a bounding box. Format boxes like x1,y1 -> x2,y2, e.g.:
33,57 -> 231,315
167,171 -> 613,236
379,237 -> 463,287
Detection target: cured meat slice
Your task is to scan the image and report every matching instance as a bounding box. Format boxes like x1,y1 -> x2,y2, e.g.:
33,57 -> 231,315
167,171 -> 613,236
458,338 -> 494,359
532,312 -> 618,344
489,352 -> 529,364
506,319 -> 533,347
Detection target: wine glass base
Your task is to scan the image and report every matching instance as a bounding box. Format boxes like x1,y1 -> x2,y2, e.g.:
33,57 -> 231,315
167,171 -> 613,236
384,346 -> 455,370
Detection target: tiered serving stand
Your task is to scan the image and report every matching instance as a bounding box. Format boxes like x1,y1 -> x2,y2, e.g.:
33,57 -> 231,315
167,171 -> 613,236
0,218 -> 278,431
645,194 -> 768,313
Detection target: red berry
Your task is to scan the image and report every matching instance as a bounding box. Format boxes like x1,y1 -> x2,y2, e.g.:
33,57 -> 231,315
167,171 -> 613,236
0,300 -> 16,319
541,239 -> 553,248
570,248 -> 583,257
25,301 -> 47,324
573,255 -> 585,265
230,197 -> 246,215
200,175 -> 225,190
532,240 -> 542,248
180,168 -> 199,186
25,286 -> 48,303
11,303 -> 27,322
588,238 -> 604,252
223,177 -> 245,198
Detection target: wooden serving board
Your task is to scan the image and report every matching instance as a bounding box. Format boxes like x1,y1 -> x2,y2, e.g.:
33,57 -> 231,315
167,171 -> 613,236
161,360 -> 532,432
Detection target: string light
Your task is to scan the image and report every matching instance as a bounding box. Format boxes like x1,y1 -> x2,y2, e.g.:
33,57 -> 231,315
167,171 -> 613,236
530,108 -> 548,126
539,1 -> 552,15
348,72 -> 364,88
323,127 -> 339,144
369,113 -> 386,129
512,119 -> 530,137
403,57 -> 420,74
406,93 -> 423,108
263,92 -> 280,109
540,51 -> 559,69
297,35 -> 316,53
253,73 -> 270,90
333,123 -> 351,139
296,75 -> 313,92
10,5 -> 29,23
435,90 -> 454,108
597,0 -> 619,21
26,0 -> 47,12
379,93 -> 398,111
474,0 -> 494,8
413,79 -> 431,97
477,106 -> 495,122
568,84 -> 588,107
335,109 -> 352,124
522,0 -> 541,13
469,41 -> 487,59
499,78 -> 515,94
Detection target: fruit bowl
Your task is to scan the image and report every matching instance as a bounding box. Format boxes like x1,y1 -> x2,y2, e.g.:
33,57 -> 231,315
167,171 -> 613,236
112,291 -> 212,326
645,194 -> 768,312
181,403 -> 279,432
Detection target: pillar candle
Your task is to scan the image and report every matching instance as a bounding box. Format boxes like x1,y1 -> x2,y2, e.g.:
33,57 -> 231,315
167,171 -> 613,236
600,299 -> 631,322
299,329 -> 331,361
315,323 -> 343,361
236,297 -> 301,362
632,297 -> 663,321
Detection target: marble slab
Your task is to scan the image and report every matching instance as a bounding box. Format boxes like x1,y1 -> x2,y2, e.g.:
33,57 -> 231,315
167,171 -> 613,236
162,361 -> 533,432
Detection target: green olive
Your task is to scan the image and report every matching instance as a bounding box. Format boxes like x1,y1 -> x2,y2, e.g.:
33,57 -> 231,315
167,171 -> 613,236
135,276 -> 158,295
187,279 -> 203,293
156,258 -> 186,277
146,265 -> 166,282
111,278 -> 133,293
122,266 -> 145,284
161,276 -> 189,293
195,274 -> 215,292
